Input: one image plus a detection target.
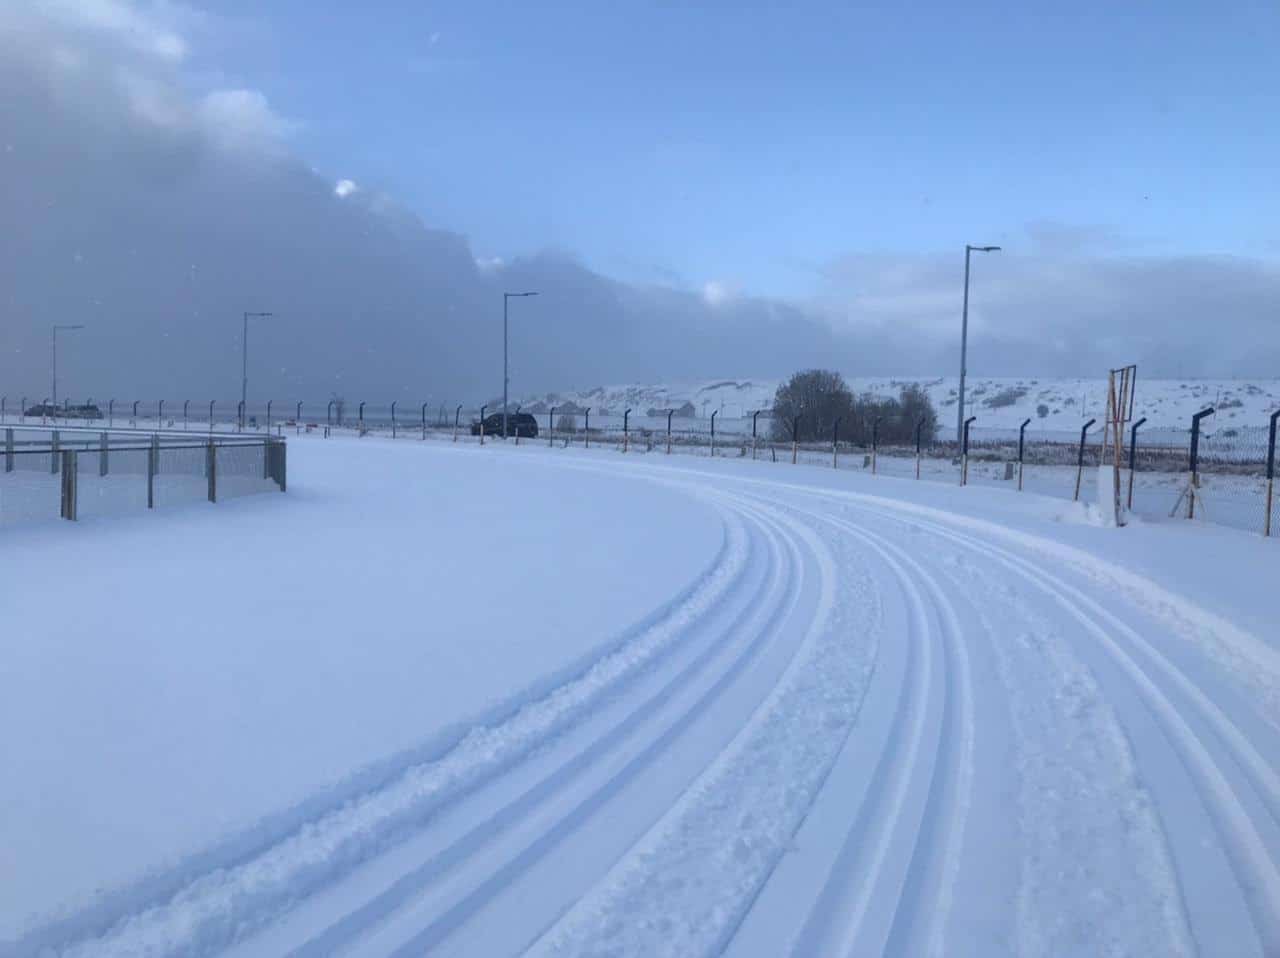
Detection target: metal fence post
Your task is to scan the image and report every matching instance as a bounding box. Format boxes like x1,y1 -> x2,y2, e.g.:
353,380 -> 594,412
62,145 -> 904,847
1070,420 -> 1100,502
51,430 -> 60,475
208,400 -> 216,433
710,410 -> 718,457
961,416 -> 976,486
60,450 -> 77,520
265,438 -> 287,492
0,396 -> 4,424
183,399 -> 190,431
389,401 -> 397,439
549,406 -> 556,447
297,401 -> 303,436
206,439 -> 217,503
1127,417 -> 1146,510
623,408 -> 631,453
131,401 -> 139,427
359,401 -> 366,435
832,417 -> 840,469
422,401 -> 429,441
666,409 -> 673,454
158,399 -> 165,427
479,404 -> 487,445
4,428 -> 12,473
915,416 -> 925,479
1073,418 -> 1096,501
453,405 -> 462,442
1018,417 -> 1031,491
1187,407 -> 1214,519
872,417 -> 880,475
147,435 -> 158,508
752,410 -> 760,460
584,408 -> 591,449
267,400 -> 273,434
1266,410 -> 1278,537
99,431 -> 108,477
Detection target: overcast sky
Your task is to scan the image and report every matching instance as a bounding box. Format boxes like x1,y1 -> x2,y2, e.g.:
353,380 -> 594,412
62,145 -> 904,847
1,1 -> 1277,404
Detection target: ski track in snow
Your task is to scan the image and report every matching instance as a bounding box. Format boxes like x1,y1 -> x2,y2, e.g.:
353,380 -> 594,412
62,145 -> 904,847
13,445 -> 1280,958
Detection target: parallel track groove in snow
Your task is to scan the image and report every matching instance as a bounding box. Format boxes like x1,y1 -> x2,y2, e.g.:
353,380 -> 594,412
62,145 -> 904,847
19,446 -> 1280,958
875,509 -> 1280,954
33,502 -> 764,957
304,497 -> 809,955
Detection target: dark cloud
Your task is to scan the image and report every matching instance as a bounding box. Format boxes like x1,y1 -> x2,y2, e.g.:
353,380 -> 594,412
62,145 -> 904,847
815,242 -> 1280,379
0,3 -> 1274,409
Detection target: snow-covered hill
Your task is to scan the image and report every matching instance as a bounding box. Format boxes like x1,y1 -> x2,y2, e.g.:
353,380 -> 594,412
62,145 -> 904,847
520,377 -> 1280,433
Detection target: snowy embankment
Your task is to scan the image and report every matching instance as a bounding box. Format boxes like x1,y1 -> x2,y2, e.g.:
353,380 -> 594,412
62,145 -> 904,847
3,434 -> 1279,957
521,375 -> 1280,432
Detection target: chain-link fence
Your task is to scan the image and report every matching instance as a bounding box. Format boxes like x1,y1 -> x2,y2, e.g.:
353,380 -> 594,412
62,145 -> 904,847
1,426 -> 285,526
9,398 -> 1276,539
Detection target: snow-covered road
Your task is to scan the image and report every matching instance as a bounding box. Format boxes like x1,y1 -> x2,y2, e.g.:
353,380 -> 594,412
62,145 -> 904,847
5,439 -> 1278,956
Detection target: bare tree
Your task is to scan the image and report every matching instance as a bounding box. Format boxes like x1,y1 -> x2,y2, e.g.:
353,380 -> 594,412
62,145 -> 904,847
771,369 -> 856,442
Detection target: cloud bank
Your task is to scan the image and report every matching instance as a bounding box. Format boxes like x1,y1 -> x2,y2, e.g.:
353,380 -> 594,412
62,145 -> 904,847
0,2 -> 1275,407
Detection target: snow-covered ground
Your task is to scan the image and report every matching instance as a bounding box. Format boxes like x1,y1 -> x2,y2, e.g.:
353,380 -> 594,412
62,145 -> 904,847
520,376 -> 1280,433
3,433 -> 1279,956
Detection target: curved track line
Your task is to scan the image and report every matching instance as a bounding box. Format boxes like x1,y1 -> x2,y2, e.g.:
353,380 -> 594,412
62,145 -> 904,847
293,496 -> 808,955
523,491 -> 844,958
771,500 -> 974,958
39,502 -> 763,958
824,493 -> 1280,954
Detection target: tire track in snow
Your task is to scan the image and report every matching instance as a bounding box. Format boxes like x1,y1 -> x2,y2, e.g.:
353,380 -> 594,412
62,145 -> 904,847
862,503 -> 1280,955
20,500 -> 759,958
292,495 -> 807,956
777,505 -> 973,958
525,494 -> 883,958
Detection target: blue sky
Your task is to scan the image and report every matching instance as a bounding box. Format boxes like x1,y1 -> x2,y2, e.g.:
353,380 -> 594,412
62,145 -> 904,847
199,0 -> 1279,298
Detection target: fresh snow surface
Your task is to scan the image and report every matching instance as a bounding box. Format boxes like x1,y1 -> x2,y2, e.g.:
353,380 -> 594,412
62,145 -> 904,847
520,376 -> 1280,433
3,432 -> 1279,957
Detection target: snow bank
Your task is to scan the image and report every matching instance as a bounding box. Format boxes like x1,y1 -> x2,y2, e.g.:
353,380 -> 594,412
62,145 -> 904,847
0,438 -> 724,939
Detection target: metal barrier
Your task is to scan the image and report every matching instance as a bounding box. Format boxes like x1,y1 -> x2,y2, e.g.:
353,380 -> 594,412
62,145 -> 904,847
1,426 -> 284,525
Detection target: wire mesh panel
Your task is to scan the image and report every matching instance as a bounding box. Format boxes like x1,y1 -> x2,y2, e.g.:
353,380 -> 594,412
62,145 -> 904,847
156,444 -> 214,509
0,428 -> 284,526
0,449 -> 60,525
76,447 -> 151,519
215,442 -> 278,499
1191,426 -> 1270,534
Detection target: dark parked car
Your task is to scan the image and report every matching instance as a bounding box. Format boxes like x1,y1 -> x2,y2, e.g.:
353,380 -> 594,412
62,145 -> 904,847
470,412 -> 538,438
23,403 -> 102,420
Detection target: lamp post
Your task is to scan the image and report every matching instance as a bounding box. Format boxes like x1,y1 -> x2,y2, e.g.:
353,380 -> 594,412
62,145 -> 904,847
957,245 -> 1000,443
52,324 -> 85,408
502,291 -> 537,438
241,311 -> 273,428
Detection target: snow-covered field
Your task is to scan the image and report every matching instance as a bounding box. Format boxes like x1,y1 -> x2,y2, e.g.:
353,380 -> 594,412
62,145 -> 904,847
520,376 -> 1280,433
3,434 -> 1279,956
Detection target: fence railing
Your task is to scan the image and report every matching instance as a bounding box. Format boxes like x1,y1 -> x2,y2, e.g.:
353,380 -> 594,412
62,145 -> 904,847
1,426 -> 285,526
6,399 -> 1276,538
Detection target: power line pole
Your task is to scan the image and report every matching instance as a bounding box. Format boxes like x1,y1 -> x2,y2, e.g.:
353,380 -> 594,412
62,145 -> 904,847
957,244 -> 1000,443
502,291 -> 537,438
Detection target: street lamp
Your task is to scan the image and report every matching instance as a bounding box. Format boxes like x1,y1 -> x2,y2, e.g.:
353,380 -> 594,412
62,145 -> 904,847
957,245 -> 1000,443
503,291 -> 537,438
52,324 -> 85,408
241,311 -> 273,428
